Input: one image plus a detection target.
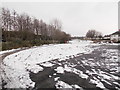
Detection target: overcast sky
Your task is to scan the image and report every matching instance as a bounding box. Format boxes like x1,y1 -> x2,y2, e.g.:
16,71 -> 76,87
2,2 -> 118,36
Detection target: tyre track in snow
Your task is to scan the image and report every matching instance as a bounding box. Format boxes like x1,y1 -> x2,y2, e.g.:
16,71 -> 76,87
0,47 -> 30,89
30,44 -> 120,90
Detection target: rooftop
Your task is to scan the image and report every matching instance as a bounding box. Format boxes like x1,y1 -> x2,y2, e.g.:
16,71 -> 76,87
111,31 -> 120,35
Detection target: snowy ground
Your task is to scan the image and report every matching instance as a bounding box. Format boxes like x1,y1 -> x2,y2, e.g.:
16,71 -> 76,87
0,48 -> 21,55
0,40 -> 92,88
0,39 -> 120,89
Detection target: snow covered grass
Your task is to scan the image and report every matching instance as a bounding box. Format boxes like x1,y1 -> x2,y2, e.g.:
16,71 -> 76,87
0,48 -> 21,55
1,39 -> 119,89
1,39 -> 93,88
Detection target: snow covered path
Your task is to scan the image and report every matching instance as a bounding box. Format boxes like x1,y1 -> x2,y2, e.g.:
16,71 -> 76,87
0,40 -> 93,89
30,44 -> 120,90
0,40 -> 120,89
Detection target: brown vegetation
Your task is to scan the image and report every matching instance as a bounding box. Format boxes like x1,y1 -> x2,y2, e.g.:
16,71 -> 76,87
0,8 -> 71,50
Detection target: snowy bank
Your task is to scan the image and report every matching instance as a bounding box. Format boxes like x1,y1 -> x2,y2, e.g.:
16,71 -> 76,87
1,39 -> 93,88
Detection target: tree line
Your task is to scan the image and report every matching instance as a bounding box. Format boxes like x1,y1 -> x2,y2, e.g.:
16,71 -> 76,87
86,30 -> 102,39
0,8 -> 71,50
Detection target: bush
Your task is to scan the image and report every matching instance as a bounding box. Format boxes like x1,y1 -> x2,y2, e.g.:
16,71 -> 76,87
2,30 -> 70,51
2,40 -> 57,50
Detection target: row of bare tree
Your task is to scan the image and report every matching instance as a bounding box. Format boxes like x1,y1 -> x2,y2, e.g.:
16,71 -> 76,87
86,30 -> 103,39
1,8 -> 70,41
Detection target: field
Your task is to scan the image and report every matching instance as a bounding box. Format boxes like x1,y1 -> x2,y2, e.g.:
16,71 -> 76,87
0,39 -> 120,89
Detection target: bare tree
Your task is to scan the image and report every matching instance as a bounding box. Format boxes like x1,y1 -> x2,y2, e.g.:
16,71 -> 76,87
39,20 -> 48,36
25,15 -> 32,31
0,8 -> 2,29
50,19 -> 62,30
12,10 -> 17,30
1,7 -> 71,43
16,14 -> 24,31
95,31 -> 102,38
33,18 -> 39,35
8,10 -> 12,31
1,8 -> 9,31
86,30 -> 102,39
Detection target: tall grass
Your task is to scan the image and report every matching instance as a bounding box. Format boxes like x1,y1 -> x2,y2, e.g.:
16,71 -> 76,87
2,40 -> 57,51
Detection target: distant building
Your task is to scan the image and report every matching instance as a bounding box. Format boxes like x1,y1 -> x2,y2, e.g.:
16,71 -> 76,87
110,31 -> 120,42
103,35 -> 110,40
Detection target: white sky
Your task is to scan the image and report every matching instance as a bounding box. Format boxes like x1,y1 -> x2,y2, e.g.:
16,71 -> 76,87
1,1 -> 118,36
